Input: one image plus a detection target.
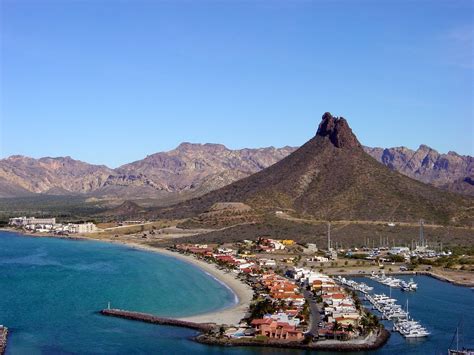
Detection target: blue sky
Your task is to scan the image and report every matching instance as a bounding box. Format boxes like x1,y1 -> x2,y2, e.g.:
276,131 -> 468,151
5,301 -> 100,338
1,0 -> 473,167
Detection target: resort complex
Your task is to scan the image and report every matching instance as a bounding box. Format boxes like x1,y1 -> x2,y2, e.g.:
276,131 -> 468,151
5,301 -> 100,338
8,216 -> 97,234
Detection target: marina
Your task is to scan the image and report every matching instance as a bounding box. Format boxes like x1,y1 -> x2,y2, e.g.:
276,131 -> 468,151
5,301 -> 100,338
369,271 -> 418,291
366,294 -> 430,338
338,275 -> 430,339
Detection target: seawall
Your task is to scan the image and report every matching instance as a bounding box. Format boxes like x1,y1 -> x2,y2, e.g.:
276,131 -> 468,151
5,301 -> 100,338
196,328 -> 390,352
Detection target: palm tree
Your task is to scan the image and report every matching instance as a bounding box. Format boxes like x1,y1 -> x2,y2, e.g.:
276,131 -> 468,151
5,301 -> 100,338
333,320 -> 342,340
360,314 -> 370,334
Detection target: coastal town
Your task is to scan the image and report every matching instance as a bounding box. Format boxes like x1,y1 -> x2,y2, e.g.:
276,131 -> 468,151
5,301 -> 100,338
3,218 -> 473,351
164,241 -> 387,348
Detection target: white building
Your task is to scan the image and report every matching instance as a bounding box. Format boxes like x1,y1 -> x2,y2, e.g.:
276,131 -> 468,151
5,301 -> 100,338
66,223 -> 97,234
9,217 -> 56,227
389,247 -> 410,255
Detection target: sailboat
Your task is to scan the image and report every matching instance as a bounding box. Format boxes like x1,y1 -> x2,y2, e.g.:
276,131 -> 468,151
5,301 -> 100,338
448,319 -> 474,355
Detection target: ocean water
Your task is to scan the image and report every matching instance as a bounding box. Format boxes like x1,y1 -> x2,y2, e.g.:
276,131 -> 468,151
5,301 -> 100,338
0,231 -> 473,354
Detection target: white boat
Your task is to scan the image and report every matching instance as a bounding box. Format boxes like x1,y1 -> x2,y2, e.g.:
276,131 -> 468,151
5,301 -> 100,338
402,328 -> 430,338
401,278 -> 418,291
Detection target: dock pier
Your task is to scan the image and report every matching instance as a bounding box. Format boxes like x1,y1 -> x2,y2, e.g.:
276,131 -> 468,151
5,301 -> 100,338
100,309 -> 216,332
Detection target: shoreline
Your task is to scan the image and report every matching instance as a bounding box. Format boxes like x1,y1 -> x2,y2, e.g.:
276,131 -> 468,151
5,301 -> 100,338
110,241 -> 254,325
4,226 -> 472,288
0,228 -> 254,326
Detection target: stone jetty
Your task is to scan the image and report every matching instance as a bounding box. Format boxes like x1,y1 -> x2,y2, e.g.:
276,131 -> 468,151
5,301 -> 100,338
100,309 -> 216,332
101,309 -> 390,352
0,326 -> 8,355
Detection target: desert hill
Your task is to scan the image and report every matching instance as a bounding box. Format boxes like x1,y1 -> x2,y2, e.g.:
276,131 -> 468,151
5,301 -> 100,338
153,113 -> 472,225
0,127 -> 472,203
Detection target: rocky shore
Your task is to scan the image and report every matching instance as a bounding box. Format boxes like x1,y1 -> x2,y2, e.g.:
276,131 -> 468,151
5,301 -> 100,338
0,326 -> 8,355
195,328 -> 390,352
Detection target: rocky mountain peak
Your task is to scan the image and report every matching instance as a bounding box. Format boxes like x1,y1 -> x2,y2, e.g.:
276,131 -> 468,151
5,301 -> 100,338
316,112 -> 361,149
176,142 -> 228,152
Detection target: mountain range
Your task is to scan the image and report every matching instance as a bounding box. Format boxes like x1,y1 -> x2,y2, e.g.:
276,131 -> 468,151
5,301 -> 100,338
154,113 -> 472,225
0,127 -> 472,201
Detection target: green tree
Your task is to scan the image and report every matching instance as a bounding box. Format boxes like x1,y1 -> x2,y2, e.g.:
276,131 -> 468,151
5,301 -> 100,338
333,320 -> 342,339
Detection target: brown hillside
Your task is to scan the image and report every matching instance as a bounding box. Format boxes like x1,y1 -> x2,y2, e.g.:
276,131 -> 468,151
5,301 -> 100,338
153,113 -> 473,225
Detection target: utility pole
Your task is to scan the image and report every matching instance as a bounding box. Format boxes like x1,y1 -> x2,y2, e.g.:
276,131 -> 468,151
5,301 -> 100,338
327,222 -> 331,251
419,219 -> 425,247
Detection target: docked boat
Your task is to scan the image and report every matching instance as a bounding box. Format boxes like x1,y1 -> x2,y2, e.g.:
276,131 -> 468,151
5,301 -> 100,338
401,278 -> 418,292
401,327 -> 430,338
370,271 -> 405,288
335,276 -> 373,293
388,300 -> 430,338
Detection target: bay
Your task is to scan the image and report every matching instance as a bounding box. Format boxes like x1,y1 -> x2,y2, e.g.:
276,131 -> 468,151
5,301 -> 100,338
1,231 -> 473,354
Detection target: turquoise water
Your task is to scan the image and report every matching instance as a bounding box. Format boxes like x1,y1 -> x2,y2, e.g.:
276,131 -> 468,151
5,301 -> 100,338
0,231 -> 237,354
0,231 -> 473,354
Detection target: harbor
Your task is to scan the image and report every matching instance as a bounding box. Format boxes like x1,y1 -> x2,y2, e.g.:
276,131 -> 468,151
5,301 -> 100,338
336,276 -> 429,339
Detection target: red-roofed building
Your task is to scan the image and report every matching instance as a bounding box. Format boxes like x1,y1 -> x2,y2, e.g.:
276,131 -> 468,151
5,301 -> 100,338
251,319 -> 304,341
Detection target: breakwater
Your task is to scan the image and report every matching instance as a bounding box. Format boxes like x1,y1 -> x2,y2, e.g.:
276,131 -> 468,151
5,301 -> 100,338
100,309 -> 216,332
0,326 -> 8,355
100,309 -> 390,352
196,328 -> 390,352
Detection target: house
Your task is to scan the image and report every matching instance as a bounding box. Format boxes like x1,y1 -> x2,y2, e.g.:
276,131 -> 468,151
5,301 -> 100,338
251,319 -> 304,341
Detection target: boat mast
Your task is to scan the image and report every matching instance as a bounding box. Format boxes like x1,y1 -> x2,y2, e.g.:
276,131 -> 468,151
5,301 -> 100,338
406,299 -> 409,320
456,325 -> 459,351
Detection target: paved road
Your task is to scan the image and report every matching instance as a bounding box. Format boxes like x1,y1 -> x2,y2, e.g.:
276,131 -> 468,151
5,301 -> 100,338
303,288 -> 321,337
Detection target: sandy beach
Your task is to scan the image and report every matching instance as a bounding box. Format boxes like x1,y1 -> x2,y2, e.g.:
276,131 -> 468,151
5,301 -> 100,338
117,242 -> 254,326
